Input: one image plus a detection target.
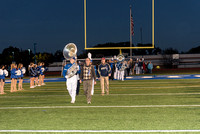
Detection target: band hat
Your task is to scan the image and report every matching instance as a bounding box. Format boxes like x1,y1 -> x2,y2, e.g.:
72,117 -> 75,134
71,57 -> 76,60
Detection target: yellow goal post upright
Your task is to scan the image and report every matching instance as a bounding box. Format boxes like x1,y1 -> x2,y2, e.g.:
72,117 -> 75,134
84,0 -> 154,51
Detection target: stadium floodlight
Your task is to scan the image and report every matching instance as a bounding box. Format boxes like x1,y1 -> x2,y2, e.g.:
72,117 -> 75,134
84,0 -> 154,50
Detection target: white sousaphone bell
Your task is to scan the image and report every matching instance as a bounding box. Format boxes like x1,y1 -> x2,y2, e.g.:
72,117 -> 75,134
63,43 -> 77,59
63,43 -> 78,78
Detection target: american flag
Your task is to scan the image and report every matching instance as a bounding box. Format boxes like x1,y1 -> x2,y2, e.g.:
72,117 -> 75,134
131,14 -> 134,36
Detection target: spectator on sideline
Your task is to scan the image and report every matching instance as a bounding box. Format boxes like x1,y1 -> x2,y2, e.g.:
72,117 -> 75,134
142,61 -> 146,74
147,61 -> 153,74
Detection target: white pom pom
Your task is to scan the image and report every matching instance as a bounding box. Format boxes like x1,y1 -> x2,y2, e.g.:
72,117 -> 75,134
16,70 -> 21,76
0,69 -> 3,75
3,70 -> 8,77
41,68 -> 45,72
22,67 -> 26,74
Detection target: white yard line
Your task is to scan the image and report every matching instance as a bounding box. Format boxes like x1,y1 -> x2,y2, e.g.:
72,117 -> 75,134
1,130 -> 200,133
1,105 -> 200,109
0,92 -> 200,98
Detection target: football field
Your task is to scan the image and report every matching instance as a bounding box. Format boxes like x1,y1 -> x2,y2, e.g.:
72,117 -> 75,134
0,79 -> 200,134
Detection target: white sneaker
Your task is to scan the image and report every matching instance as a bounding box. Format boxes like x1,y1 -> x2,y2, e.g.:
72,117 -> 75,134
38,85 -> 41,86
71,101 -> 75,104
42,83 -> 46,85
87,101 -> 91,104
30,86 -> 34,88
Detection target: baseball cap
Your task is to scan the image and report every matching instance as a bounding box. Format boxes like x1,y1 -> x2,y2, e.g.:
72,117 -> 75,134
101,57 -> 105,60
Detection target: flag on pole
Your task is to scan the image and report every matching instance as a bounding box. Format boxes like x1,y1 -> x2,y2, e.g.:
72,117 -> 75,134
131,12 -> 134,36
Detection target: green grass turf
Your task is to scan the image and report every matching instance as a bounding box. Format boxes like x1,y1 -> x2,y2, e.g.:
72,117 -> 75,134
0,79 -> 200,134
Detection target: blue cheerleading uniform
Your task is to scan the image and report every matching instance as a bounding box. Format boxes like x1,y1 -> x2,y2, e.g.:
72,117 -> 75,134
10,68 -> 17,79
29,67 -> 37,77
0,70 -> 5,80
18,68 -> 24,79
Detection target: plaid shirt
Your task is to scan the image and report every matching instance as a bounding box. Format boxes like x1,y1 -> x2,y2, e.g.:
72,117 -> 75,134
80,64 -> 96,81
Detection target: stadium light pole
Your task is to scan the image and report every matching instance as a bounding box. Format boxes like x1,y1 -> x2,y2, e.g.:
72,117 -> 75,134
28,48 -> 31,62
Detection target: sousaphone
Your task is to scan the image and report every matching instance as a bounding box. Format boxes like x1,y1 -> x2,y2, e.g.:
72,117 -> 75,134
63,43 -> 78,78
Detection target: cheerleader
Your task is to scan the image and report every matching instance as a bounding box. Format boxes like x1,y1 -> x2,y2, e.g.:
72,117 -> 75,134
10,63 -> 17,92
18,63 -> 25,90
0,65 -> 8,94
34,64 -> 39,87
29,63 -> 36,88
38,62 -> 43,86
41,62 -> 46,85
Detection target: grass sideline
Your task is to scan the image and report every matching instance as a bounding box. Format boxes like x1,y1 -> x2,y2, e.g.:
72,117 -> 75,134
0,79 -> 200,134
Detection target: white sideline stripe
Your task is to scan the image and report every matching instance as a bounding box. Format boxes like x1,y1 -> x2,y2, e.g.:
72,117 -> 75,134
1,105 -> 200,109
167,76 -> 181,78
141,76 -> 153,78
1,92 -> 200,98
194,75 -> 200,77
1,130 -> 200,133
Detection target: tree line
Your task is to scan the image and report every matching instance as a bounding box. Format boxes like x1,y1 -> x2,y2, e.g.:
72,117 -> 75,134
0,42 -> 199,67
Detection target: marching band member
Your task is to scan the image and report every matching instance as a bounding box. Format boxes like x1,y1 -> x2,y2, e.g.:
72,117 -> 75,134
135,59 -> 140,75
90,59 -> 97,96
63,57 -> 80,104
76,61 -> 81,95
80,58 -> 96,104
119,61 -> 127,81
0,65 -> 8,94
10,63 -> 17,92
116,61 -> 122,80
114,61 -> 118,79
109,59 -> 115,80
18,63 -> 25,90
98,57 -> 111,96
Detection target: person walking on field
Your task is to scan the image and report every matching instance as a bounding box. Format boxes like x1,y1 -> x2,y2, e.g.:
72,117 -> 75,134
98,57 -> 111,96
63,57 -> 81,104
80,58 -> 96,104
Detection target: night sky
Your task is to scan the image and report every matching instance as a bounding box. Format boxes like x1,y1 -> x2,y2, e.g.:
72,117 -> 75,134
0,0 -> 200,55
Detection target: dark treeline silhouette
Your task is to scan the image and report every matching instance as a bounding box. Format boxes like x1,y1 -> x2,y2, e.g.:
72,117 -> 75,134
0,46 -> 64,67
0,43 -> 200,66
